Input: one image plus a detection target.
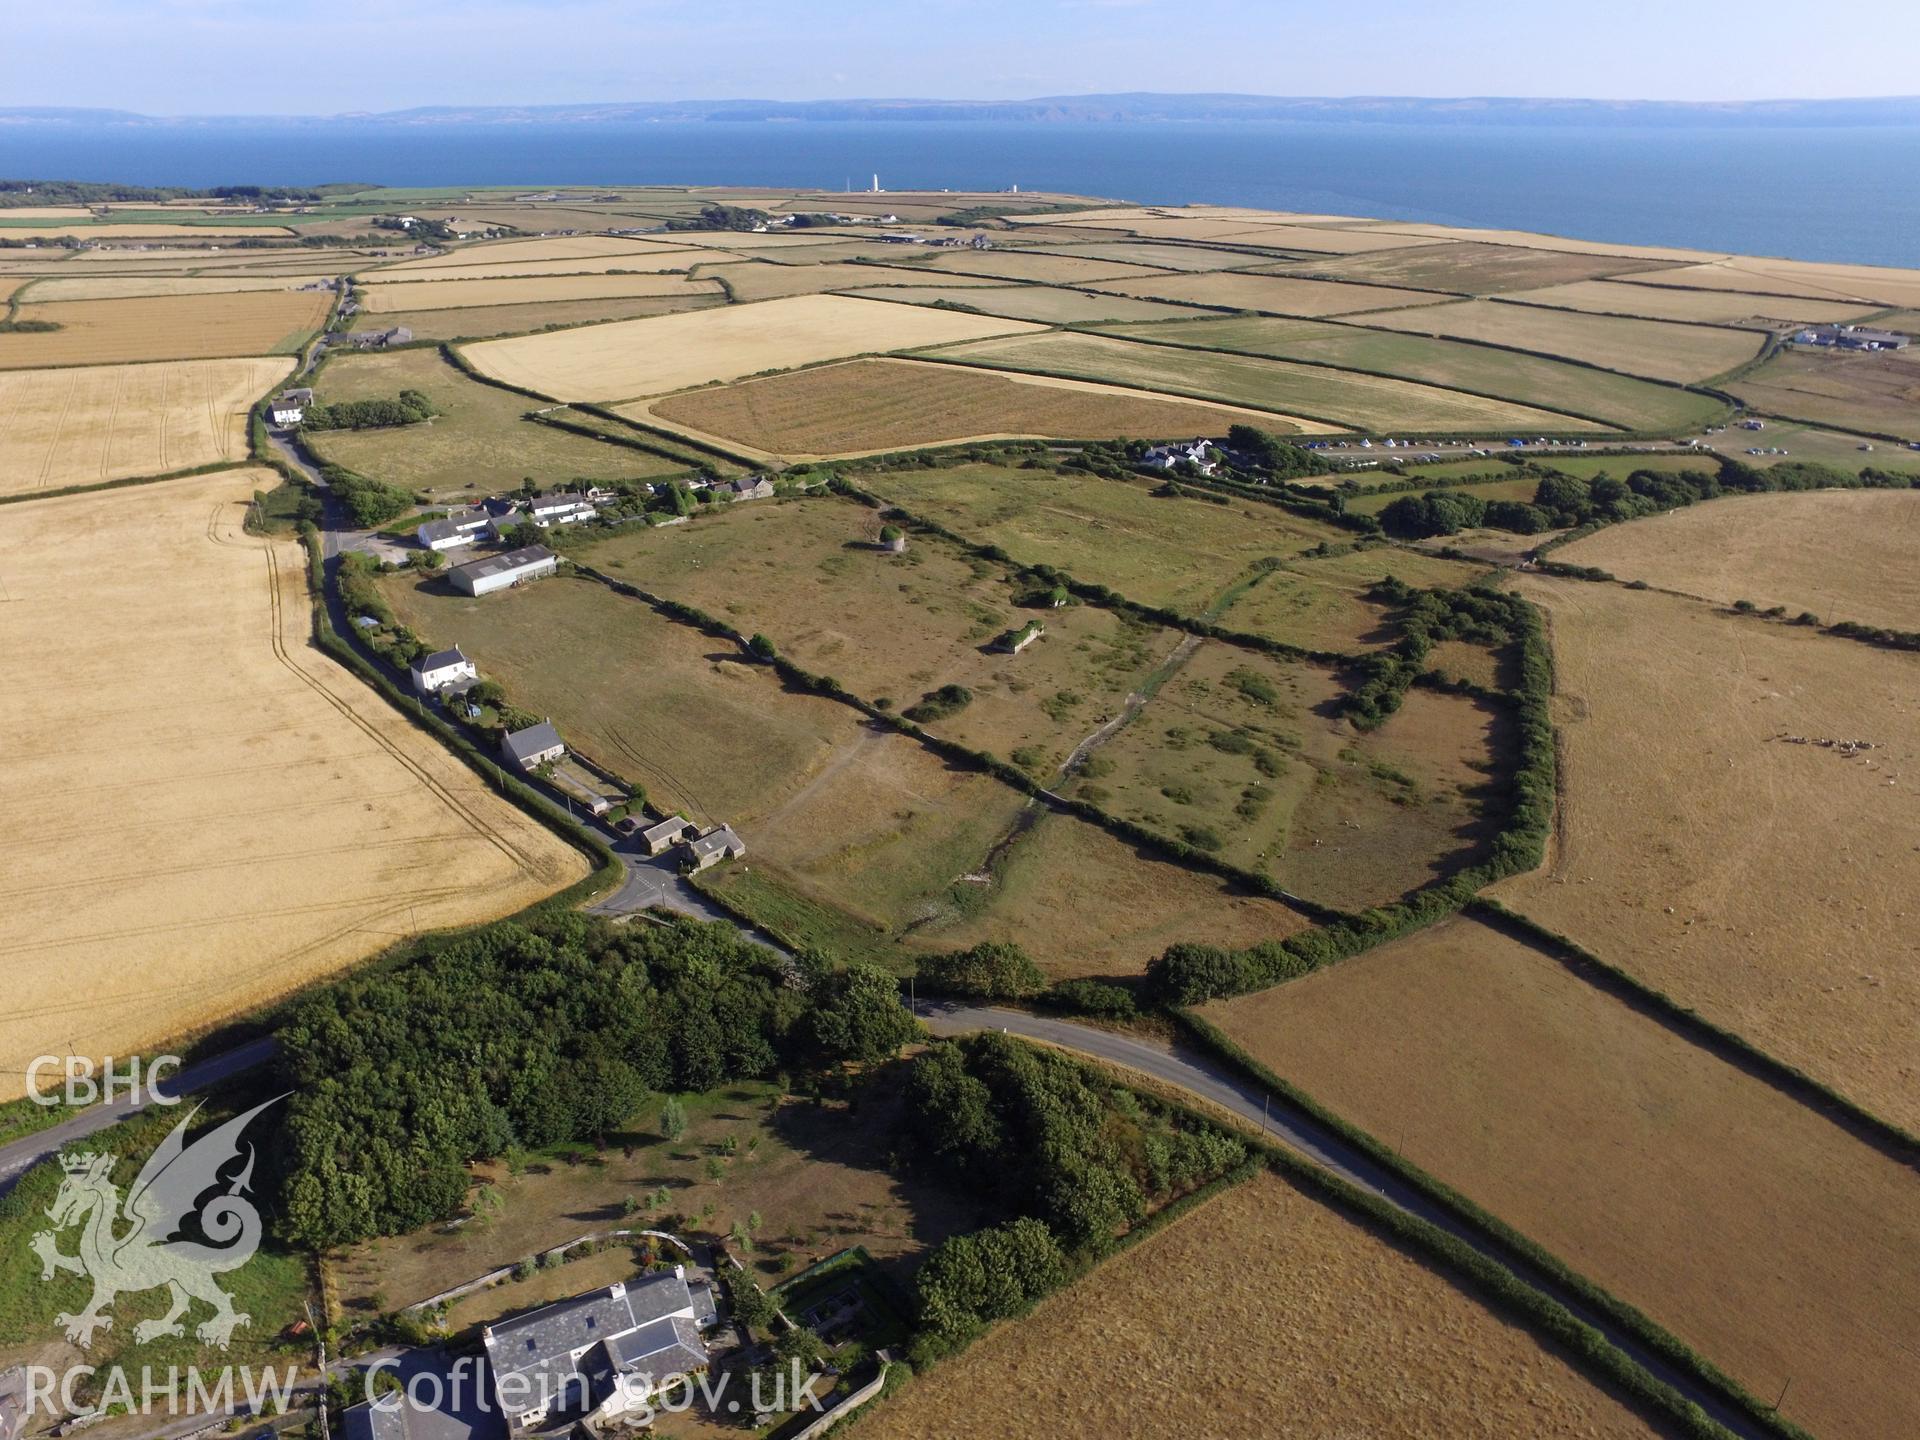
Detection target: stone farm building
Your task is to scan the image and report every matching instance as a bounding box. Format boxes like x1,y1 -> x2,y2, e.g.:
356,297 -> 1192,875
483,1273 -> 716,1435
501,720 -> 566,772
449,545 -> 559,597
410,645 -> 477,695
642,816 -> 698,856
680,824 -> 746,872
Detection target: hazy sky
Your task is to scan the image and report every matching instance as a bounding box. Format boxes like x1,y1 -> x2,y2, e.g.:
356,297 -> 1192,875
15,0 -> 1919,114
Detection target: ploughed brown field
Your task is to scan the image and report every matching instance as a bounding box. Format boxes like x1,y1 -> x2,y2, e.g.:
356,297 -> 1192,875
1201,916 -> 1920,1440
861,1169 -> 1671,1440
1494,577 -> 1920,1131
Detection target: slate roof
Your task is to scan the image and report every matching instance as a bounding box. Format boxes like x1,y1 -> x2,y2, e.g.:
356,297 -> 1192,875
483,1273 -> 699,1422
412,646 -> 470,674
685,825 -> 744,860
501,721 -> 564,766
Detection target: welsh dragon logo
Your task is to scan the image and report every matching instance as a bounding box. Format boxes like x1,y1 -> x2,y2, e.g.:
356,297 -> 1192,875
30,1097 -> 283,1349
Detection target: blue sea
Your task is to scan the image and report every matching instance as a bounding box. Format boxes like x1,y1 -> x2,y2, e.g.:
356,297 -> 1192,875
5,118 -> 1919,267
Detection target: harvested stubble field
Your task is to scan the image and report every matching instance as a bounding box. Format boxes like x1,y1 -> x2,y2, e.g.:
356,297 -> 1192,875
1361,298 -> 1765,384
862,1168 -> 1668,1440
1347,222 -> 1715,265
1220,224 -> 1460,255
579,493 -> 1178,772
20,274 -> 340,302
1729,345 -> 1920,442
366,235 -> 699,275
864,463 -> 1350,614
467,293 -> 1043,402
1504,278 -> 1879,327
909,251 -> 1168,284
1557,489 -> 1920,633
0,289 -> 332,368
358,252 -> 704,283
1029,239 -> 1286,271
1097,314 -> 1717,431
0,223 -> 293,240
1201,916 -> 1920,1440
1081,647 -> 1500,907
1217,543 -> 1488,650
932,329 -> 1609,433
1632,258 -> 1920,309
1495,577 -> 1920,1130
0,472 -> 585,1096
1089,268 -> 1446,316
1279,240 -> 1669,294
901,811 -> 1310,980
640,357 -> 1294,461
0,356 -> 291,496
695,261 -> 1001,303
343,292 -> 723,343
309,347 -> 692,497
359,272 -> 722,313
839,284 -> 1211,324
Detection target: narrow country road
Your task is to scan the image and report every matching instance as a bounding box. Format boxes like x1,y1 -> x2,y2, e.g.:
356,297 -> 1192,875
919,1002 -> 1776,1440
0,1037 -> 279,1196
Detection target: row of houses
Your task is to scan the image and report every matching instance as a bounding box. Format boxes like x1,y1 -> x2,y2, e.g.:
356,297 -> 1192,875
1142,438 -> 1217,474
417,493 -> 603,552
1793,324 -> 1911,351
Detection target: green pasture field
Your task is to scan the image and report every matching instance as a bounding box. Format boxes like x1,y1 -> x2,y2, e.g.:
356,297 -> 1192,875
861,463 -> 1350,616
309,346 -> 691,498
1342,475 -> 1546,515
1729,345 -> 1920,443
577,495 -> 1180,775
1217,545 -> 1489,649
1095,315 -> 1724,433
342,292 -> 724,343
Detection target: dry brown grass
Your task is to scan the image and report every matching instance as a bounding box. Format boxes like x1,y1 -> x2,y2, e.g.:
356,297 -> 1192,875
1494,577 -> 1920,1131
0,290 -> 332,367
358,252 -> 704,283
464,294 -> 1043,402
863,1168 -> 1668,1440
0,357 -> 292,496
1558,490 -> 1920,631
1504,279 -> 1880,327
1089,268 -> 1446,315
1279,241 -> 1669,294
0,472 -> 587,1098
914,251 -> 1168,284
360,273 -> 720,313
1729,344 -> 1920,442
1670,257 -> 1920,309
1200,916 -> 1920,1440
640,357 -> 1297,461
1361,298 -> 1764,383
905,812 -> 1307,980
365,235 -> 697,276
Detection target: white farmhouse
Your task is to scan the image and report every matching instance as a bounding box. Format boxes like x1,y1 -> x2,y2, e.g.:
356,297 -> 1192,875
526,492 -> 598,528
269,388 -> 314,426
410,645 -> 477,695
415,507 -> 492,552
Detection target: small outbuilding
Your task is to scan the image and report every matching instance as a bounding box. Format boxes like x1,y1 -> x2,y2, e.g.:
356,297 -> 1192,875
642,816 -> 699,856
679,824 -> 746,872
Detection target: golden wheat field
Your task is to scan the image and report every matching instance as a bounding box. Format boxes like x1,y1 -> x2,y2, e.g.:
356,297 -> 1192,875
1202,917 -> 1920,1440
640,357 -> 1297,460
0,472 -> 587,1097
462,293 -> 1044,401
0,357 -> 293,496
0,289 -> 333,367
359,272 -> 722,312
862,1169 -> 1667,1440
1495,577 -> 1920,1131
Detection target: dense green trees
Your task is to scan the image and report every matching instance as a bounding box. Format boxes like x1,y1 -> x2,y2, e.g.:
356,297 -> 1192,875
272,912 -> 908,1248
901,684 -> 973,723
914,1218 -> 1066,1346
320,461 -> 413,527
302,389 -> 436,432
916,942 -> 1047,1000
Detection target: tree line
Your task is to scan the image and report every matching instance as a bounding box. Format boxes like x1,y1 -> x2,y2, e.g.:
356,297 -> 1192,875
300,389 -> 437,432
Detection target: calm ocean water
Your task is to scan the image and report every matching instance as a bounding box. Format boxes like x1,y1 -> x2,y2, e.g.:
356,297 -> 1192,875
5,119 -> 1919,266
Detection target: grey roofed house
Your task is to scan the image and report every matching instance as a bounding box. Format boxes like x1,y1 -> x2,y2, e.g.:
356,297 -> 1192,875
483,1272 -> 705,1432
501,720 -> 565,770
413,645 -> 470,676
279,387 -> 315,405
641,815 -> 697,855
680,824 -> 746,870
